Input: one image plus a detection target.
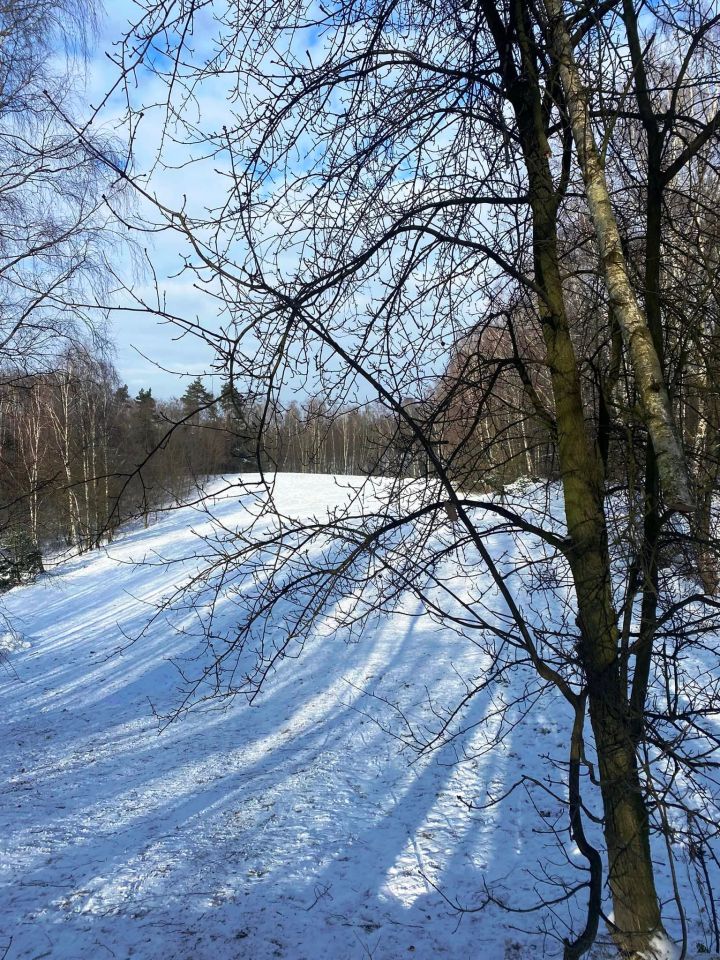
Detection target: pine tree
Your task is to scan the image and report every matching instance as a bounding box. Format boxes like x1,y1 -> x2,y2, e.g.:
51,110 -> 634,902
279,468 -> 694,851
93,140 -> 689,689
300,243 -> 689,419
181,378 -> 215,425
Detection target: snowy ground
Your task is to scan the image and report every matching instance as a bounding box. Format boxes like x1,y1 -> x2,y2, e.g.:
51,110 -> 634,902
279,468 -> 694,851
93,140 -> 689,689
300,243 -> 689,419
1,475 -> 717,959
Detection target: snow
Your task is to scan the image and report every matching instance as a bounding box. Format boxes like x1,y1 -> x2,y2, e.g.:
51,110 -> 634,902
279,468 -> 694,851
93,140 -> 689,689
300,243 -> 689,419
0,474 -> 717,959
0,628 -> 31,656
641,933 -> 681,960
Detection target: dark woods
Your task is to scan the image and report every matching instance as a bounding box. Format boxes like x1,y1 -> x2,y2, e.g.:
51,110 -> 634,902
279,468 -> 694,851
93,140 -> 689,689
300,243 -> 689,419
0,358 -> 433,574
4,296 -> 719,593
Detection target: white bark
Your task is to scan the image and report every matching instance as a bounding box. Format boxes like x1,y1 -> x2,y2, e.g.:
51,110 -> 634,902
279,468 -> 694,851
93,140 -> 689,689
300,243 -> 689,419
545,0 -> 694,513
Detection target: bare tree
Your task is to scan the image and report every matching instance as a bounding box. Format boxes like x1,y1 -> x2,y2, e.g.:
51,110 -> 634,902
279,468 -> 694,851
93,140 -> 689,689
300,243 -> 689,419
0,1 -> 122,364
0,0 -> 130,560
93,1 -> 720,955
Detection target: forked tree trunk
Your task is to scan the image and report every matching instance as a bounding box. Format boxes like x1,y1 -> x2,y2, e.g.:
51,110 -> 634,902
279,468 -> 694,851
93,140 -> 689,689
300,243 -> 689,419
502,5 -> 666,950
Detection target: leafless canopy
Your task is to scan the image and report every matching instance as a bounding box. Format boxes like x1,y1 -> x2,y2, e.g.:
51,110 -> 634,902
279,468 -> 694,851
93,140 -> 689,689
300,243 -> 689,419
86,1 -> 720,955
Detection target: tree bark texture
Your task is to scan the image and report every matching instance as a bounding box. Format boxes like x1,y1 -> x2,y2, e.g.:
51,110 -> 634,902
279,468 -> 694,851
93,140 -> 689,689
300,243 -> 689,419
545,0 -> 693,515
506,6 -> 666,948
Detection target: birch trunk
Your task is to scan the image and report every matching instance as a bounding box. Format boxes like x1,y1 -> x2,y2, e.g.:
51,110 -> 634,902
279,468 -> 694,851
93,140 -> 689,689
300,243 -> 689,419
545,0 -> 693,514
498,0 -> 667,948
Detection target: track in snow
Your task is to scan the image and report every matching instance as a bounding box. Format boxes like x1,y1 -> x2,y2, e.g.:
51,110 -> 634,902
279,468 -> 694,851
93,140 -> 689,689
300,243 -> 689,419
0,475 -> 703,959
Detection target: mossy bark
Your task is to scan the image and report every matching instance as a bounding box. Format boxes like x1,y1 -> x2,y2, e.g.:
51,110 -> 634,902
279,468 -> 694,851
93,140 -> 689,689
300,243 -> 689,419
506,13 -> 665,949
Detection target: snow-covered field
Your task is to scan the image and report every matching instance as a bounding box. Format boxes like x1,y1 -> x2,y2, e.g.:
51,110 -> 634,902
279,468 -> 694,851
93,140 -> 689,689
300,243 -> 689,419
1,475 -> 716,959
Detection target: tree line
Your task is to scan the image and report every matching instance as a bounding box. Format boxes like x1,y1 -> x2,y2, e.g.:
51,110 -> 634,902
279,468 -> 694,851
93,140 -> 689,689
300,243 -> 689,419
0,354 -> 431,578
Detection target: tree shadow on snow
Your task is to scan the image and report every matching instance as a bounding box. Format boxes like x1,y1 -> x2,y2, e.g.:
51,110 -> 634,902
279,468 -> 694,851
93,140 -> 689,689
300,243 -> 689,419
2,572 -> 579,960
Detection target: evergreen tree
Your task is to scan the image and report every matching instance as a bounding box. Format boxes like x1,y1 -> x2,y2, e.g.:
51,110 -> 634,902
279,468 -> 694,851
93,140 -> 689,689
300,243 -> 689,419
181,378 -> 215,424
132,388 -> 159,455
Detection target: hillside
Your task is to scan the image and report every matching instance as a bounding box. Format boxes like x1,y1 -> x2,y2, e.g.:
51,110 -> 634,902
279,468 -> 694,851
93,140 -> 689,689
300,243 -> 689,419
1,475 -> 715,959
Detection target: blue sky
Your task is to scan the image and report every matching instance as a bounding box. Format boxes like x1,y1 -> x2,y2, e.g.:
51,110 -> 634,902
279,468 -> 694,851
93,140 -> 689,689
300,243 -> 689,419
84,1 -> 224,399
81,2 -> 447,406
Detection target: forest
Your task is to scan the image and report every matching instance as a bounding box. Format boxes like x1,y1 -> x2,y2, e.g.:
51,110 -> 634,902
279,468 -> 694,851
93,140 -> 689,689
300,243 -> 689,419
0,360 -> 449,575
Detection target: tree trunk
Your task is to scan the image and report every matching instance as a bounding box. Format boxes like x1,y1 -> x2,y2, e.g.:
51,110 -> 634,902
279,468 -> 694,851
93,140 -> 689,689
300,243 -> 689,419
693,395 -> 720,593
588,679 -> 663,952
545,0 -> 692,515
501,3 -> 666,946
